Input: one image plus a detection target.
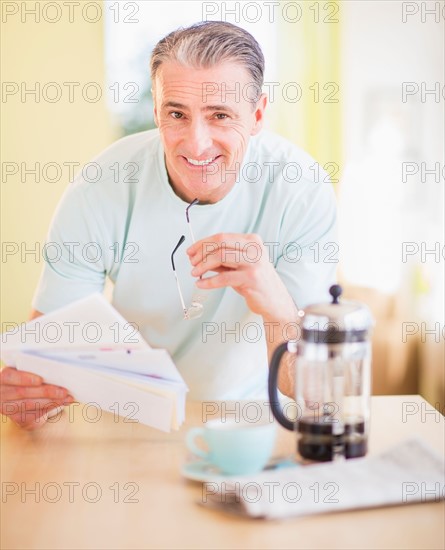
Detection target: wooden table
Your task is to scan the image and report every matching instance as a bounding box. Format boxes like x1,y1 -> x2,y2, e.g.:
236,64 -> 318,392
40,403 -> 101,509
1,395 -> 444,550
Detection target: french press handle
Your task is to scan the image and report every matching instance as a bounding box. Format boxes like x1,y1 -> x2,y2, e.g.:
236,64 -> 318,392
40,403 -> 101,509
268,341 -> 297,432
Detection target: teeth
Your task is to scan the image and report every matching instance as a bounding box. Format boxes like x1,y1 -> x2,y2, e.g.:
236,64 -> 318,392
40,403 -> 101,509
186,157 -> 215,166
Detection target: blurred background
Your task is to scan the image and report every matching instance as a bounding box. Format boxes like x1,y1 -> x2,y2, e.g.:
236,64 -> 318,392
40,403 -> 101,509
2,1 -> 444,409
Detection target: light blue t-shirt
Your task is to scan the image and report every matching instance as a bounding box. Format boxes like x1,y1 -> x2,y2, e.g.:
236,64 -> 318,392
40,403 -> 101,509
32,129 -> 337,399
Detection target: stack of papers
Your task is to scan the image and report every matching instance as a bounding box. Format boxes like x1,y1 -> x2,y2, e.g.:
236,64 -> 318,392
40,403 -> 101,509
1,293 -> 188,431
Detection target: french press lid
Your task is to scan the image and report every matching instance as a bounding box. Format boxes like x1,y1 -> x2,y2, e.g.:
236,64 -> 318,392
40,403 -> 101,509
301,285 -> 374,344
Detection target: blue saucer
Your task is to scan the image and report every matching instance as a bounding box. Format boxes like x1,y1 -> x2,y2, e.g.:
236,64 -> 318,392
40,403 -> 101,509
181,458 -> 297,482
181,461 -> 226,482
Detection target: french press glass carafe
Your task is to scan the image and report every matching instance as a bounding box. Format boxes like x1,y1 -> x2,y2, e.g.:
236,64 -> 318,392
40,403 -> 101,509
268,285 -> 374,462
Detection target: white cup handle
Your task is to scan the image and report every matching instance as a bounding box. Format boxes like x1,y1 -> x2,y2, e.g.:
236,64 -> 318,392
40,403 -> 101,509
186,428 -> 209,460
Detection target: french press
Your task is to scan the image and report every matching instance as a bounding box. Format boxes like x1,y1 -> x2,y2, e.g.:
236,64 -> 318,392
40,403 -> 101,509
268,285 -> 374,462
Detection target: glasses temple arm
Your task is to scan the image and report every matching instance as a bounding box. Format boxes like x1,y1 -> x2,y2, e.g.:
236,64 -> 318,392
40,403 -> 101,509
186,198 -> 199,223
171,235 -> 187,313
171,235 -> 185,271
174,271 -> 187,312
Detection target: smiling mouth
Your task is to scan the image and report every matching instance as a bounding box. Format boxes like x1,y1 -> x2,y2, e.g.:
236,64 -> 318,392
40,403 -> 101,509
184,156 -> 220,166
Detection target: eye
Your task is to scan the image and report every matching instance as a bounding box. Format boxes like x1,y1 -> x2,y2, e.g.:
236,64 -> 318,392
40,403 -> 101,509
170,112 -> 183,119
215,113 -> 228,120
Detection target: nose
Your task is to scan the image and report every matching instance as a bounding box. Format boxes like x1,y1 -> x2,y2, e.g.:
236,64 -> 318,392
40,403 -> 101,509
186,118 -> 213,158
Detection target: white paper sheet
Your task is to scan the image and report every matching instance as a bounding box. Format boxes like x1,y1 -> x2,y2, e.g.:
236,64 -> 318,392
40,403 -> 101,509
1,293 -> 150,366
14,352 -> 174,431
28,348 -> 185,382
1,293 -> 187,431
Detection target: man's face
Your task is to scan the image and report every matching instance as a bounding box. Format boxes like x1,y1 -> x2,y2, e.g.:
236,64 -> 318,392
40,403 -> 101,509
153,60 -> 266,204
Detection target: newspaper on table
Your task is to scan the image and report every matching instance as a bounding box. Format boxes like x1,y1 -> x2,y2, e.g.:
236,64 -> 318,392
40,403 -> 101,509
1,293 -> 188,431
201,438 -> 445,518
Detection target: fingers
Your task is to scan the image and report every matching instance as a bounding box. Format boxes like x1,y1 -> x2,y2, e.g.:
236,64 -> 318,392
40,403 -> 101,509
3,397 -> 69,412
0,367 -> 74,430
0,367 -> 72,403
8,401 -> 65,430
0,367 -> 43,386
1,395 -> 74,416
195,270 -> 247,290
1,383 -> 72,401
188,234 -> 266,281
191,250 -> 244,276
2,398 -> 74,430
187,233 -> 264,267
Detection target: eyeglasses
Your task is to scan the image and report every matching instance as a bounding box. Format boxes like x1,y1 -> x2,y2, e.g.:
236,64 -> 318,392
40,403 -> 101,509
171,198 -> 205,320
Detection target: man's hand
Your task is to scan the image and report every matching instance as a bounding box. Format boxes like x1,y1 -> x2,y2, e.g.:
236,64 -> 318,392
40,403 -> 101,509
187,233 -> 296,321
0,367 -> 74,430
187,232 -> 299,398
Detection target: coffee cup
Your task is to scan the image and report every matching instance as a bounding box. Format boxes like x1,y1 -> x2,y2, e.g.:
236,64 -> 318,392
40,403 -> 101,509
186,418 -> 277,475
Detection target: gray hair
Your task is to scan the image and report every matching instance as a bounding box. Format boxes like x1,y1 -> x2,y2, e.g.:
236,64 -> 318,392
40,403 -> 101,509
150,21 -> 265,93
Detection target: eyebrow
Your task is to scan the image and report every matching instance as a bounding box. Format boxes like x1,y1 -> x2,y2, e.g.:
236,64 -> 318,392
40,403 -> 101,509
161,101 -> 237,116
162,101 -> 187,110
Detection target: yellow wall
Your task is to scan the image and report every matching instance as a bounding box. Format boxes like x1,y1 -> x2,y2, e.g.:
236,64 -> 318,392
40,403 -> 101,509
269,4 -> 342,177
1,1 -> 116,325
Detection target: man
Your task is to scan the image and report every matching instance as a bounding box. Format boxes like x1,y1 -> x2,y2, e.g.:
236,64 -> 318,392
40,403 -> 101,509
1,21 -> 337,429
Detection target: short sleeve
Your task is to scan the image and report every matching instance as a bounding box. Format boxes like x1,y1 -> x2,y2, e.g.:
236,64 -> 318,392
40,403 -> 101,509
275,180 -> 338,309
32,181 -> 106,313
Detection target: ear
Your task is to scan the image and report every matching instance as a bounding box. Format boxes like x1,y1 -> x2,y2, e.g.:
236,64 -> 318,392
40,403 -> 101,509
152,90 -> 159,127
250,93 -> 267,136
